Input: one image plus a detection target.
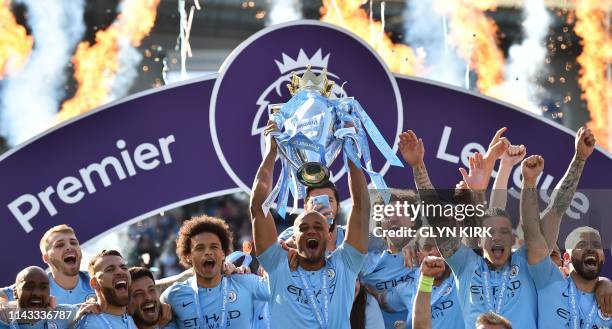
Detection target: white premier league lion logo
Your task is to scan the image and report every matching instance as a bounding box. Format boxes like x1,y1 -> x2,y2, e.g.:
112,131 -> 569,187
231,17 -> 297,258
251,49 -> 350,183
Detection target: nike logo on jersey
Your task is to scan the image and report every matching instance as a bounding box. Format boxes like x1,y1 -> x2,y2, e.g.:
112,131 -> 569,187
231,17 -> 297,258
183,301 -> 193,307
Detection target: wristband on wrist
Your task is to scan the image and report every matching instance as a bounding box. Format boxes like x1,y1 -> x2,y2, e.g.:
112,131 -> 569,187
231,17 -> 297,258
418,275 -> 434,293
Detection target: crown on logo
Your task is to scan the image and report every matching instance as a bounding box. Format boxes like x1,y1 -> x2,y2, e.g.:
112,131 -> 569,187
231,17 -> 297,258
287,65 -> 335,97
274,49 -> 330,73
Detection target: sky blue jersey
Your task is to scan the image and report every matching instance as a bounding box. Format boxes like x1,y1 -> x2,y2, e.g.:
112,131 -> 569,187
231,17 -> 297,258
161,273 -> 269,329
257,241 -> 365,329
529,256 -> 612,329
361,249 -> 418,328
446,245 -> 537,329
75,312 -> 137,329
385,269 -> 464,329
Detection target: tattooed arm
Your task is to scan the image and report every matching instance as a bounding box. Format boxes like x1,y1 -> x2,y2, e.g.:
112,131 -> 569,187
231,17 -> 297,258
540,127 -> 595,250
398,130 -> 461,258
520,156 -> 549,265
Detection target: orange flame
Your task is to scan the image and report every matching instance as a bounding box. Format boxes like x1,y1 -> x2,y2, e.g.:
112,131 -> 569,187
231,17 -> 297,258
433,0 -> 504,94
58,0 -> 160,122
574,0 -> 612,151
0,0 -> 33,79
320,0 -> 424,76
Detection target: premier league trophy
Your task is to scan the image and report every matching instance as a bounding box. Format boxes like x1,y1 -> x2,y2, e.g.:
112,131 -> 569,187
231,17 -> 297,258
265,65 -> 403,218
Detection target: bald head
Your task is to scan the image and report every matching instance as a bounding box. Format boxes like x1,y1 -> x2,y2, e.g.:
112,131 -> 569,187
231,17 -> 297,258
292,210 -> 330,264
14,266 -> 50,309
16,266 -> 47,285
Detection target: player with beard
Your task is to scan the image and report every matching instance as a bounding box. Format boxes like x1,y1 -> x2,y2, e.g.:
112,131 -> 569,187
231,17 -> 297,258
277,181 -> 347,254
0,266 -> 93,329
250,121 -> 369,328
160,215 -> 269,329
1,225 -> 94,304
361,189 -> 421,328
76,250 -> 137,328
128,267 -> 176,329
398,127 -> 612,328
521,151 -> 612,328
370,234 -> 463,329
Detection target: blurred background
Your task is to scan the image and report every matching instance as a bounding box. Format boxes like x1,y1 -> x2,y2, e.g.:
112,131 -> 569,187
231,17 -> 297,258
0,0 -> 609,276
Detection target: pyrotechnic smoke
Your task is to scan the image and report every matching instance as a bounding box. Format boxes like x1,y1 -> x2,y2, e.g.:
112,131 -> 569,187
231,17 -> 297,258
0,0 -> 85,146
59,0 -> 160,122
403,0 -> 465,87
267,0 -> 302,25
496,0 -> 551,113
433,0 -> 505,95
320,0 -> 424,76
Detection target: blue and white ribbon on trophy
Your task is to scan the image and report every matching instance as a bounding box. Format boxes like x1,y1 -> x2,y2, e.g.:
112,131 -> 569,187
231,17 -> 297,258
262,67 -> 402,219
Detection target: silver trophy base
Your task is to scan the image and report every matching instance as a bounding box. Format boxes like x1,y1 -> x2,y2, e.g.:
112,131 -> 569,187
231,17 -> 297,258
297,162 -> 330,187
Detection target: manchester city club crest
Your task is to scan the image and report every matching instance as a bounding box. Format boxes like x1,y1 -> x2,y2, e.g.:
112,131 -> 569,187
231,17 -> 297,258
510,264 -> 520,278
327,268 -> 336,281
228,290 -> 237,303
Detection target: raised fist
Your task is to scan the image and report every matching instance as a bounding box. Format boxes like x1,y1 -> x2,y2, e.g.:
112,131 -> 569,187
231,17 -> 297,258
521,155 -> 545,183
575,126 -> 596,160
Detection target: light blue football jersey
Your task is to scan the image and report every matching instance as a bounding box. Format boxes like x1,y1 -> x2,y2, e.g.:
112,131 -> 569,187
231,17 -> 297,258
161,274 -> 269,329
529,256 -> 612,329
75,312 -> 137,329
385,269 -> 464,329
446,245 -> 537,329
2,272 -> 94,305
257,241 -> 365,329
361,249 -> 418,328
251,301 -> 270,329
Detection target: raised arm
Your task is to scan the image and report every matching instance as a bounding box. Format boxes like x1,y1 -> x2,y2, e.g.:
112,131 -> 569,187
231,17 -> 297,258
249,121 -> 280,255
345,157 -> 370,253
520,155 -> 549,265
398,130 -> 434,192
412,256 -> 445,329
399,130 -> 461,259
490,144 -> 526,209
540,127 -> 595,249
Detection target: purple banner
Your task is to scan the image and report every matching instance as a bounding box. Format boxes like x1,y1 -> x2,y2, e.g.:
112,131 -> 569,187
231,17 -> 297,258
1,21 -> 610,283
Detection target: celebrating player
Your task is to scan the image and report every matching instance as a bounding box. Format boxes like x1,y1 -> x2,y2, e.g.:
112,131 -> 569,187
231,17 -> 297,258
1,225 -> 94,305
361,189 -> 421,328
250,121 -> 369,328
521,128 -> 612,328
0,266 -> 83,329
391,236 -> 462,329
128,267 -> 175,329
161,215 -> 269,329
75,250 -> 137,328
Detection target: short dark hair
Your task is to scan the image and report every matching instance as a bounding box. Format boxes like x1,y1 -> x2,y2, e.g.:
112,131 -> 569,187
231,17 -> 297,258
476,312 -> 512,329
481,207 -> 512,227
305,181 -> 340,204
88,249 -> 122,277
129,267 -> 154,283
373,189 -> 423,229
176,215 -> 233,268
305,181 -> 340,232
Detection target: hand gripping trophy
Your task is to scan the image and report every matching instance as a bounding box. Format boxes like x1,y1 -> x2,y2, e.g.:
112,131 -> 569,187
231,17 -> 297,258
265,65 -> 403,217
